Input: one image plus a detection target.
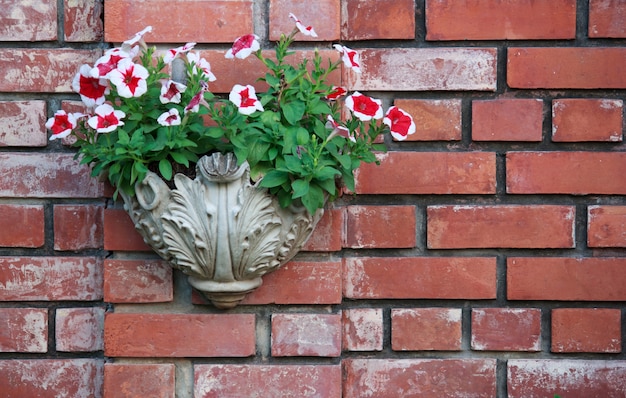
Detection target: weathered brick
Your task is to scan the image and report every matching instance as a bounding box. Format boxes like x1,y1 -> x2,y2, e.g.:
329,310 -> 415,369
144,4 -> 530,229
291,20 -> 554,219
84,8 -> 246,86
54,205 -> 104,251
104,363 -> 175,398
271,313 -> 342,357
0,308 -> 47,353
64,0 -> 104,42
552,99 -> 623,142
471,308 -> 541,352
0,204 -> 45,248
342,0 -> 415,40
0,153 -> 103,198
104,313 -> 256,357
392,308 -> 462,351
0,101 -> 46,147
104,259 -> 174,303
355,152 -> 496,194
103,208 -> 151,251
0,49 -> 101,92
427,205 -> 575,249
0,257 -> 103,301
472,99 -> 543,141
588,205 -> 626,247
393,99 -> 462,141
269,0 -> 340,41
343,308 -> 383,352
508,360 -> 626,398
344,205 -> 416,249
345,48 -> 497,91
344,359 -> 497,397
426,0 -> 576,40
105,0 -> 253,43
195,364 -> 341,397
344,257 -> 496,299
56,307 -> 104,352
552,308 -> 622,353
0,359 -> 103,397
302,208 -> 343,251
589,0 -> 626,38
0,2 -> 57,41
508,257 -> 626,301
508,48 -> 626,88
507,151 -> 626,195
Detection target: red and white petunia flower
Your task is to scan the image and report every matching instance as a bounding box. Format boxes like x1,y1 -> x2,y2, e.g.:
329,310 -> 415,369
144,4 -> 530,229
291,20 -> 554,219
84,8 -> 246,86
87,104 -> 125,133
225,34 -> 260,60
384,106 -> 416,141
345,92 -> 383,121
326,86 -> 347,101
333,44 -> 361,73
229,84 -> 264,115
186,52 -> 217,82
46,110 -> 83,141
90,49 -> 130,79
121,26 -> 152,54
108,58 -> 149,98
157,108 -> 182,126
163,42 -> 196,64
326,115 -> 354,142
289,13 -> 318,37
72,64 -> 109,108
159,80 -> 187,104
184,81 -> 210,113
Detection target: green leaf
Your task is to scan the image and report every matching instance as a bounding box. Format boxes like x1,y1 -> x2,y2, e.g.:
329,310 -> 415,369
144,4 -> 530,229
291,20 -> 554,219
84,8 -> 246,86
291,179 -> 309,199
314,166 -> 341,181
296,127 -> 309,145
170,152 -> 190,167
282,101 -> 306,125
284,155 -> 305,173
159,158 -> 173,180
301,183 -> 324,215
258,170 -> 289,188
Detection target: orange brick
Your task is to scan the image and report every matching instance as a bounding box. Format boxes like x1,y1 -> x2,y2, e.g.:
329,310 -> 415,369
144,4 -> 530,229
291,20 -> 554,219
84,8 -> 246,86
269,0 -> 340,41
271,314 -> 342,357
302,208 -> 344,251
342,0 -> 415,40
343,308 -> 383,352
0,204 -> 45,248
552,308 -> 621,353
104,259 -> 173,303
392,308 -> 462,351
472,99 -> 543,141
0,101 -> 46,147
53,205 -> 104,251
552,99 -> 623,142
103,208 -> 151,251
105,364 -> 175,398
393,99 -> 462,141
64,0 -> 103,42
471,308 -> 541,352
0,2 -> 57,41
589,0 -> 626,38
344,205 -> 416,249
0,308 -> 48,352
588,205 -> 626,247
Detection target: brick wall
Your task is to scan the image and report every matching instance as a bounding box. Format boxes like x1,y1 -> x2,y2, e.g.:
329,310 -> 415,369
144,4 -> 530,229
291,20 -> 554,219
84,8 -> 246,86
1,0 -> 625,397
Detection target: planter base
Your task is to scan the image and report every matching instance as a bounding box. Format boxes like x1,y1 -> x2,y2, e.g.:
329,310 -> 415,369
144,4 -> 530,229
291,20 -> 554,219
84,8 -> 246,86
188,276 -> 263,309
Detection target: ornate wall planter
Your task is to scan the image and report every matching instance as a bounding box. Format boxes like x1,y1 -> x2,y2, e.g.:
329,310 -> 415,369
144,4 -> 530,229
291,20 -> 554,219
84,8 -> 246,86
120,152 -> 323,308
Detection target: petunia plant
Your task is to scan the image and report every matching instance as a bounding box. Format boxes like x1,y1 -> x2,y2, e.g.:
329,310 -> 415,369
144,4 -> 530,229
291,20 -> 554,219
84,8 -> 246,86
47,15 -> 416,215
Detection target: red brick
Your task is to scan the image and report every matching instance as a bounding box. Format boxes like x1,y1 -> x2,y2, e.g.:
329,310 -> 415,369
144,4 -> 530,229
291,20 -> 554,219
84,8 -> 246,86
472,99 -> 543,141
344,257 -> 496,299
393,99 -> 462,141
103,208 -> 151,251
0,308 -> 47,353
241,260 -> 342,305
471,308 -> 541,352
195,364 -> 341,397
343,308 -> 383,351
0,2 -> 57,41
0,359 -> 103,397
0,153 -> 103,198
0,49 -> 101,92
0,257 -> 102,301
342,0 -> 415,40
56,307 -> 104,352
355,152 -> 496,194
589,0 -> 626,38
0,204 -> 45,248
508,257 -> 626,301
344,359 -> 497,397
552,99 -> 623,142
345,48 -> 497,91
588,205 -> 626,247
64,0 -> 103,42
54,205 -> 104,251
302,208 -> 343,251
0,101 -> 46,147
104,363 -> 175,398
427,205 -> 575,249
271,313 -> 342,357
269,0 -> 340,41
104,313 -> 255,357
426,0 -> 576,40
508,47 -> 626,88
105,0 -> 253,43
104,259 -> 174,303
344,205 -> 416,249
508,359 -> 626,398
507,151 -> 626,195
552,308 -> 622,353
392,308 -> 462,351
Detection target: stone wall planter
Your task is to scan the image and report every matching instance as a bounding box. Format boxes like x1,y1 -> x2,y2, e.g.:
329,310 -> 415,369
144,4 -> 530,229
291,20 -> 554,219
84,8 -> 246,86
120,152 -> 323,308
